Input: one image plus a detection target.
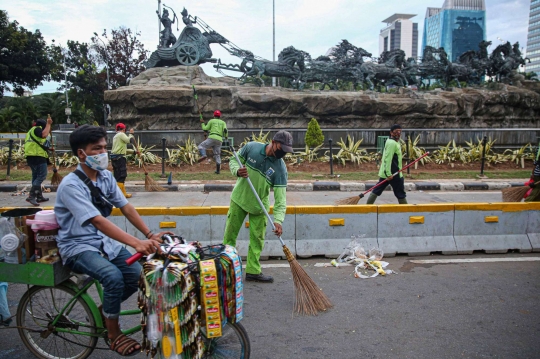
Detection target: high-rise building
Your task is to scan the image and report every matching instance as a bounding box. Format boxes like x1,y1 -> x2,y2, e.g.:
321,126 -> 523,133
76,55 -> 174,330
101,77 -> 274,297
526,0 -> 540,74
379,14 -> 418,59
422,0 -> 486,62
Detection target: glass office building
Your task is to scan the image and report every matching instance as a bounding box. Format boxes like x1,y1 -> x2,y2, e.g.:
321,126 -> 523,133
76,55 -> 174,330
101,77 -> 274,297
526,0 -> 540,74
422,0 -> 486,61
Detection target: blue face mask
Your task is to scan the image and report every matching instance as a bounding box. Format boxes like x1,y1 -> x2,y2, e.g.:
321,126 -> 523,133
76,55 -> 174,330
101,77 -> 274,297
82,151 -> 109,171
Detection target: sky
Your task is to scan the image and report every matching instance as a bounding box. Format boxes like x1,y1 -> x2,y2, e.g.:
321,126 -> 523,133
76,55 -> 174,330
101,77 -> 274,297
2,0 -> 531,95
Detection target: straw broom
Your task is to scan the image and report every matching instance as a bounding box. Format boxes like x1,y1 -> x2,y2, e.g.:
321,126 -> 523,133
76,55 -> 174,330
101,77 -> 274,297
48,115 -> 63,186
336,152 -> 430,205
230,145 -> 333,315
133,139 -> 166,192
502,181 -> 540,202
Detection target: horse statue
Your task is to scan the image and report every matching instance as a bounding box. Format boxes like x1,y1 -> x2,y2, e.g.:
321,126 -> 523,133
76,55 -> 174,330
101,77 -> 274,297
359,49 -> 407,90
437,48 -> 478,87
491,41 -> 530,83
238,46 -> 307,88
458,40 -> 492,78
302,41 -> 371,91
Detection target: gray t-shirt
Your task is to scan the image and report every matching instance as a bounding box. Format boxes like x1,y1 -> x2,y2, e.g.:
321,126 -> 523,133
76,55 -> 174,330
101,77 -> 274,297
54,165 -> 129,263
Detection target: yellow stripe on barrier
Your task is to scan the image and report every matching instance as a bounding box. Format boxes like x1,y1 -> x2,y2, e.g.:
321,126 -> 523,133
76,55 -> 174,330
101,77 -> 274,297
210,206 -> 229,215
484,216 -> 499,223
132,207 -> 211,216
378,204 -> 454,213
269,206 -> 296,215
296,205 -> 377,214
159,221 -> 177,228
409,216 -> 425,224
329,218 -> 345,226
455,203 -> 536,212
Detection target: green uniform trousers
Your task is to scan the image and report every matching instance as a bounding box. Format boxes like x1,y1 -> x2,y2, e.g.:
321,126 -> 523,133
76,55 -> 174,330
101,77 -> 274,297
223,199 -> 267,275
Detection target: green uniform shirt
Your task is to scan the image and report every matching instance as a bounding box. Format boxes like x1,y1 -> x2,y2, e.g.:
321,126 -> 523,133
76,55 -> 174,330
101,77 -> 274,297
201,118 -> 227,142
24,126 -> 49,158
229,142 -> 288,224
112,132 -> 134,155
378,138 -> 403,178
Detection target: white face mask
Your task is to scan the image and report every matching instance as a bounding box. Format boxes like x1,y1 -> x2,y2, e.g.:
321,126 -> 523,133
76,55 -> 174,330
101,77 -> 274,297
82,150 -> 108,171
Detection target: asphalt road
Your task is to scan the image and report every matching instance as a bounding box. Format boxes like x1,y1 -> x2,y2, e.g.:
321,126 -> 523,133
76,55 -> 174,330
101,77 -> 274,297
0,190 -> 505,208
1,254 -> 539,359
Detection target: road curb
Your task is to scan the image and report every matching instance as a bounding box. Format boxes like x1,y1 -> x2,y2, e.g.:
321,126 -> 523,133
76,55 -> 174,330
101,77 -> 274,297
1,180 -> 529,193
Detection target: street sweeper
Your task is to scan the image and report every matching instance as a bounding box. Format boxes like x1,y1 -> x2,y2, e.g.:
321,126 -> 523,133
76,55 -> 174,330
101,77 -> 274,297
111,123 -> 139,198
223,130 -> 294,283
198,110 -> 228,174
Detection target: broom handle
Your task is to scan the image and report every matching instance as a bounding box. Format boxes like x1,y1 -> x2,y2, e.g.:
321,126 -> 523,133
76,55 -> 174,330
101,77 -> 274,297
132,138 -> 149,174
50,129 -> 58,170
359,152 -> 430,199
230,146 -> 286,247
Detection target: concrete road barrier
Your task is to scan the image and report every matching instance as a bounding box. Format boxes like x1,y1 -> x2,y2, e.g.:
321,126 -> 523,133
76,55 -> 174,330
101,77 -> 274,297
123,207 -> 213,247
526,202 -> 540,252
377,204 -> 457,257
295,205 -> 378,258
454,203 -> 533,254
209,206 -> 296,259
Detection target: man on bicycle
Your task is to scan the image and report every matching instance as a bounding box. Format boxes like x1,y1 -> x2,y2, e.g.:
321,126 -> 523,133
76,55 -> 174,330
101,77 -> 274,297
55,125 -> 170,356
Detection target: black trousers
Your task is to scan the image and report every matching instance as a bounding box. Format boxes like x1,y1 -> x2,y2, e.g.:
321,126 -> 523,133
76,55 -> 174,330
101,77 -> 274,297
371,175 -> 406,199
111,156 -> 127,183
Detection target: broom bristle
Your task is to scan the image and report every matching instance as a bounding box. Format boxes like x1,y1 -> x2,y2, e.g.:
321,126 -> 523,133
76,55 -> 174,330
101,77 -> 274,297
335,195 -> 361,205
145,174 -> 166,192
289,260 -> 333,315
501,186 -> 529,202
282,245 -> 333,315
51,171 -> 63,186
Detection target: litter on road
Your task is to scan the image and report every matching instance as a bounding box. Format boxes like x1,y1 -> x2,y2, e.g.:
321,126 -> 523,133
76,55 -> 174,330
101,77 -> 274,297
326,237 -> 397,278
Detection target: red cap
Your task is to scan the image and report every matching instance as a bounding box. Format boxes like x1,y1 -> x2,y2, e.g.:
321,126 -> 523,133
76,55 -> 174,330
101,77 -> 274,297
116,123 -> 126,131
213,110 -> 221,117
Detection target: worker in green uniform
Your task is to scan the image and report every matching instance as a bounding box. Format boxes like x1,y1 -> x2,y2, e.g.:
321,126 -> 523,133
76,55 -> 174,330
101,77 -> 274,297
24,116 -> 53,206
223,131 -> 294,283
198,110 -> 228,174
367,124 -> 408,204
111,123 -> 138,198
525,146 -> 540,202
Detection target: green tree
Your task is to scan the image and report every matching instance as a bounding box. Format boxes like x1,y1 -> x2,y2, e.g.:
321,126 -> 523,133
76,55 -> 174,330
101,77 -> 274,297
36,92 -> 66,123
91,27 -> 149,88
50,41 -> 107,125
0,11 -> 57,98
0,105 -> 18,132
305,118 -> 324,148
525,72 -> 538,81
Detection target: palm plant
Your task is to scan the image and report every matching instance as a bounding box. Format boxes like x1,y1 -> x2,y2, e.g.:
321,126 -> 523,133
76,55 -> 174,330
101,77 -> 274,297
325,136 -> 374,166
126,137 -> 162,167
166,136 -> 200,166
504,143 -> 532,168
400,135 -> 431,168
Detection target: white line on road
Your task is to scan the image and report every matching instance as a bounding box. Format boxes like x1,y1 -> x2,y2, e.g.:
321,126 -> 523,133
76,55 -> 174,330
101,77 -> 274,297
246,258 -> 540,269
242,264 -> 291,269
410,257 -> 540,264
426,191 -> 502,194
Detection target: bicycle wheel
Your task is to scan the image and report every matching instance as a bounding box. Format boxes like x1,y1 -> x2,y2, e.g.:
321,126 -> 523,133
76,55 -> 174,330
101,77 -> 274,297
17,285 -> 98,359
203,322 -> 250,359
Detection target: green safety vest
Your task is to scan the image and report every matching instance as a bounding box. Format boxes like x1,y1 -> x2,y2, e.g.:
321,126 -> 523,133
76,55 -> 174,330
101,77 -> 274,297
24,127 -> 49,158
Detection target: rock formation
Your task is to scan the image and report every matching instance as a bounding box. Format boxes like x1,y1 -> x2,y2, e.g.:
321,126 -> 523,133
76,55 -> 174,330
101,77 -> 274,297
105,65 -> 540,130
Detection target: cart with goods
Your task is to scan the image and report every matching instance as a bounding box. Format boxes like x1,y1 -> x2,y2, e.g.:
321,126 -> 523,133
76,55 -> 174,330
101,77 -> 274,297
0,207 -> 249,359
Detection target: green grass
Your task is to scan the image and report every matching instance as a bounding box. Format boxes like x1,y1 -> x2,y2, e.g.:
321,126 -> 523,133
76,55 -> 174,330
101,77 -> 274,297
0,169 -> 532,182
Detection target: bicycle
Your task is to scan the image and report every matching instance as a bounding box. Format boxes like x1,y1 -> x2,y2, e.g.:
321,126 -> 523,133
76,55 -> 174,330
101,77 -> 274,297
15,257 -> 250,359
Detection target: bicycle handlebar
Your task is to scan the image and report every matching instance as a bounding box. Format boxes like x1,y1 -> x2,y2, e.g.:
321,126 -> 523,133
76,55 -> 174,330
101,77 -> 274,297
126,252 -> 143,266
